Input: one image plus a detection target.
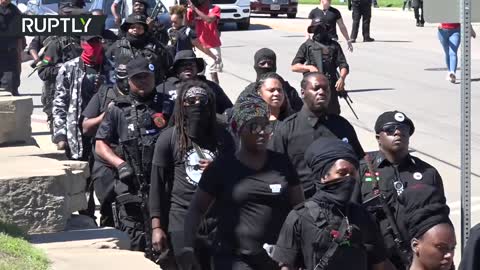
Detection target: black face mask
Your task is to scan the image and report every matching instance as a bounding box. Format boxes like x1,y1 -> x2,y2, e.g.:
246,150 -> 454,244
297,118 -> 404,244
126,33 -> 147,48
254,63 -> 276,81
116,78 -> 129,95
129,90 -> 154,103
313,176 -> 356,208
185,105 -> 211,140
313,31 -> 330,43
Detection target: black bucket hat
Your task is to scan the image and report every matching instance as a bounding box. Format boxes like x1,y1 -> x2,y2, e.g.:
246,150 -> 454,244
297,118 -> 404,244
120,14 -> 148,32
172,50 -> 205,74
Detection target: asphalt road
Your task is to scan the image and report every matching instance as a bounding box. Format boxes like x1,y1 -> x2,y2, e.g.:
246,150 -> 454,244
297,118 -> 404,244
19,4 -> 480,260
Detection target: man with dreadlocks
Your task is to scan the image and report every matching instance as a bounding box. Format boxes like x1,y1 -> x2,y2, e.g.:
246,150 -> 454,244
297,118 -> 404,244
149,79 -> 235,270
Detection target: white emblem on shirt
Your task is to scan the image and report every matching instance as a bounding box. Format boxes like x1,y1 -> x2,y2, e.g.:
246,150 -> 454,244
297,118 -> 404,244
185,147 -> 215,186
413,172 -> 423,181
342,137 -> 349,143
269,184 -> 282,193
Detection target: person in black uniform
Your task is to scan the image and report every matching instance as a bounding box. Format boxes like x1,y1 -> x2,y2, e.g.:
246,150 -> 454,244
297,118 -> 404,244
412,0 -> 424,27
149,79 -> 235,270
352,110 -> 445,270
107,14 -> 172,85
292,19 -> 349,115
397,184 -> 456,270
307,0 -> 353,52
271,72 -> 364,199
82,63 -> 129,226
459,223 -> 480,270
0,0 -> 23,96
273,137 -> 387,270
156,50 -> 232,118
348,0 -> 375,43
182,93 -> 304,270
37,2 -> 84,131
241,48 -> 303,113
95,56 -> 169,250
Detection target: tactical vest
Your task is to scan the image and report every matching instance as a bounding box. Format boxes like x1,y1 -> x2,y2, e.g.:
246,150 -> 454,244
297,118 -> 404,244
42,36 -> 82,64
97,84 -> 120,113
305,39 -> 336,80
296,201 -> 366,270
116,39 -> 159,65
115,95 -> 164,184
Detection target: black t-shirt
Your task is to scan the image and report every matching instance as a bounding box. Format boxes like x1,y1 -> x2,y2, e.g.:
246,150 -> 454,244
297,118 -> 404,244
308,7 -> 342,39
273,202 -> 386,270
270,106 -> 365,197
168,26 -> 197,53
149,126 -> 235,231
199,150 -> 300,253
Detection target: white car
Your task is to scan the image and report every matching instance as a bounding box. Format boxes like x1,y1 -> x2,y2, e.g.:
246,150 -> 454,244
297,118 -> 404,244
212,0 -> 250,30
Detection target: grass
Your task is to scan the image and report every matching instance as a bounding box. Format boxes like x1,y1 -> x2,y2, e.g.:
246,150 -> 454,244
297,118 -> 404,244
299,0 -> 404,8
0,221 -> 50,270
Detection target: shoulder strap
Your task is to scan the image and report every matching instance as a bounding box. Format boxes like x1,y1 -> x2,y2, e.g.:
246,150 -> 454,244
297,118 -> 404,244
314,216 -> 351,270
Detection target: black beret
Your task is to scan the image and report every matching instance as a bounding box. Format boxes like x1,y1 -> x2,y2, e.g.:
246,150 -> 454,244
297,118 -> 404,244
374,110 -> 415,135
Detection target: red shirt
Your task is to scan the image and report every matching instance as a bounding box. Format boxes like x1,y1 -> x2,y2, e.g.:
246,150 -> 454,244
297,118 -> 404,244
441,23 -> 461,29
187,5 -> 222,48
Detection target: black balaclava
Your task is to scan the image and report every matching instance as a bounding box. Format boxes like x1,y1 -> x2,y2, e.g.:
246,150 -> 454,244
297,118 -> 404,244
305,137 -> 359,208
126,31 -> 148,48
313,24 -> 330,43
184,86 -> 212,140
254,48 -> 277,81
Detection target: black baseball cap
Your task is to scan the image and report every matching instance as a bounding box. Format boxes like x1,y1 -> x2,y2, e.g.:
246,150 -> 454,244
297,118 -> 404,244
307,18 -> 329,34
126,56 -> 155,78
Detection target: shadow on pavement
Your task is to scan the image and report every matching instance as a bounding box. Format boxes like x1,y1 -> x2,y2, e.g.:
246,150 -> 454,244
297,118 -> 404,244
348,88 -> 395,93
32,131 -> 53,136
370,40 -> 412,43
220,23 -> 272,32
33,104 -> 43,109
20,93 -> 42,97
453,78 -> 480,84
424,67 -> 462,72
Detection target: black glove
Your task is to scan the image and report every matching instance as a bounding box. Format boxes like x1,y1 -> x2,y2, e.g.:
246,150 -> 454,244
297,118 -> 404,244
30,59 -> 40,68
117,162 -> 134,182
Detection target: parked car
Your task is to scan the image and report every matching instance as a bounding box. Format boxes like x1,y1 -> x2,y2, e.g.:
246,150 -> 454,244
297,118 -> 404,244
250,0 -> 297,18
212,0 -> 250,30
20,0 -> 93,15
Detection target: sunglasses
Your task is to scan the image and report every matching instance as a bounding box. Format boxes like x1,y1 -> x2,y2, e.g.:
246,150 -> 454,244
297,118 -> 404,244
245,122 -> 273,135
184,96 -> 208,106
381,124 -> 410,136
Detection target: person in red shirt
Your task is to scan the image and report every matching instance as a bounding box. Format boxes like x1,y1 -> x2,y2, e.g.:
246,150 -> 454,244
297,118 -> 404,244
187,0 -> 223,85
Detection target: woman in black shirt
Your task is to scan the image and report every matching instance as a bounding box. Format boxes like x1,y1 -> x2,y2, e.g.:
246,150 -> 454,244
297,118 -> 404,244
183,93 -> 304,270
149,79 -> 235,270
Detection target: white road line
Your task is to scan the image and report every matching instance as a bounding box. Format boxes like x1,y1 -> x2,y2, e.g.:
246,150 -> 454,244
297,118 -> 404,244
448,197 -> 480,210
450,204 -> 480,215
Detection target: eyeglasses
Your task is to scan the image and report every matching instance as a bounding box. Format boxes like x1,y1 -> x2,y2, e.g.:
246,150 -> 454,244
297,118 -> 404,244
184,96 -> 208,106
381,124 -> 410,136
246,122 -> 273,135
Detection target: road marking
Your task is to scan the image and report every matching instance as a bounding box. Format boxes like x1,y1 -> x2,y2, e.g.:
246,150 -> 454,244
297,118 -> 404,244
448,197 -> 480,210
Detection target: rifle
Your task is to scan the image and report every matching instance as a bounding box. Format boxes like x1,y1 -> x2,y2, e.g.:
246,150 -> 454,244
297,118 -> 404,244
363,154 -> 411,267
338,90 -> 359,120
150,0 -> 167,19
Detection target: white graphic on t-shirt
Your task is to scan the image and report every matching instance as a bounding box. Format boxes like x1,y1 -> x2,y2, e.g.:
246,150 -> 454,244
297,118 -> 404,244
185,147 -> 215,186
269,184 -> 282,193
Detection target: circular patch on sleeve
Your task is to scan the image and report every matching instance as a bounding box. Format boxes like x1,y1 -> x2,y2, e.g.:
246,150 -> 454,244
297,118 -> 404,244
413,172 -> 423,180
148,64 -> 155,71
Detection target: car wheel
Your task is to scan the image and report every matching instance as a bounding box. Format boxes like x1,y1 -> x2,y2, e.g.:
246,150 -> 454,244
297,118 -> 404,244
287,13 -> 296,18
270,13 -> 279,18
237,18 -> 250,30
